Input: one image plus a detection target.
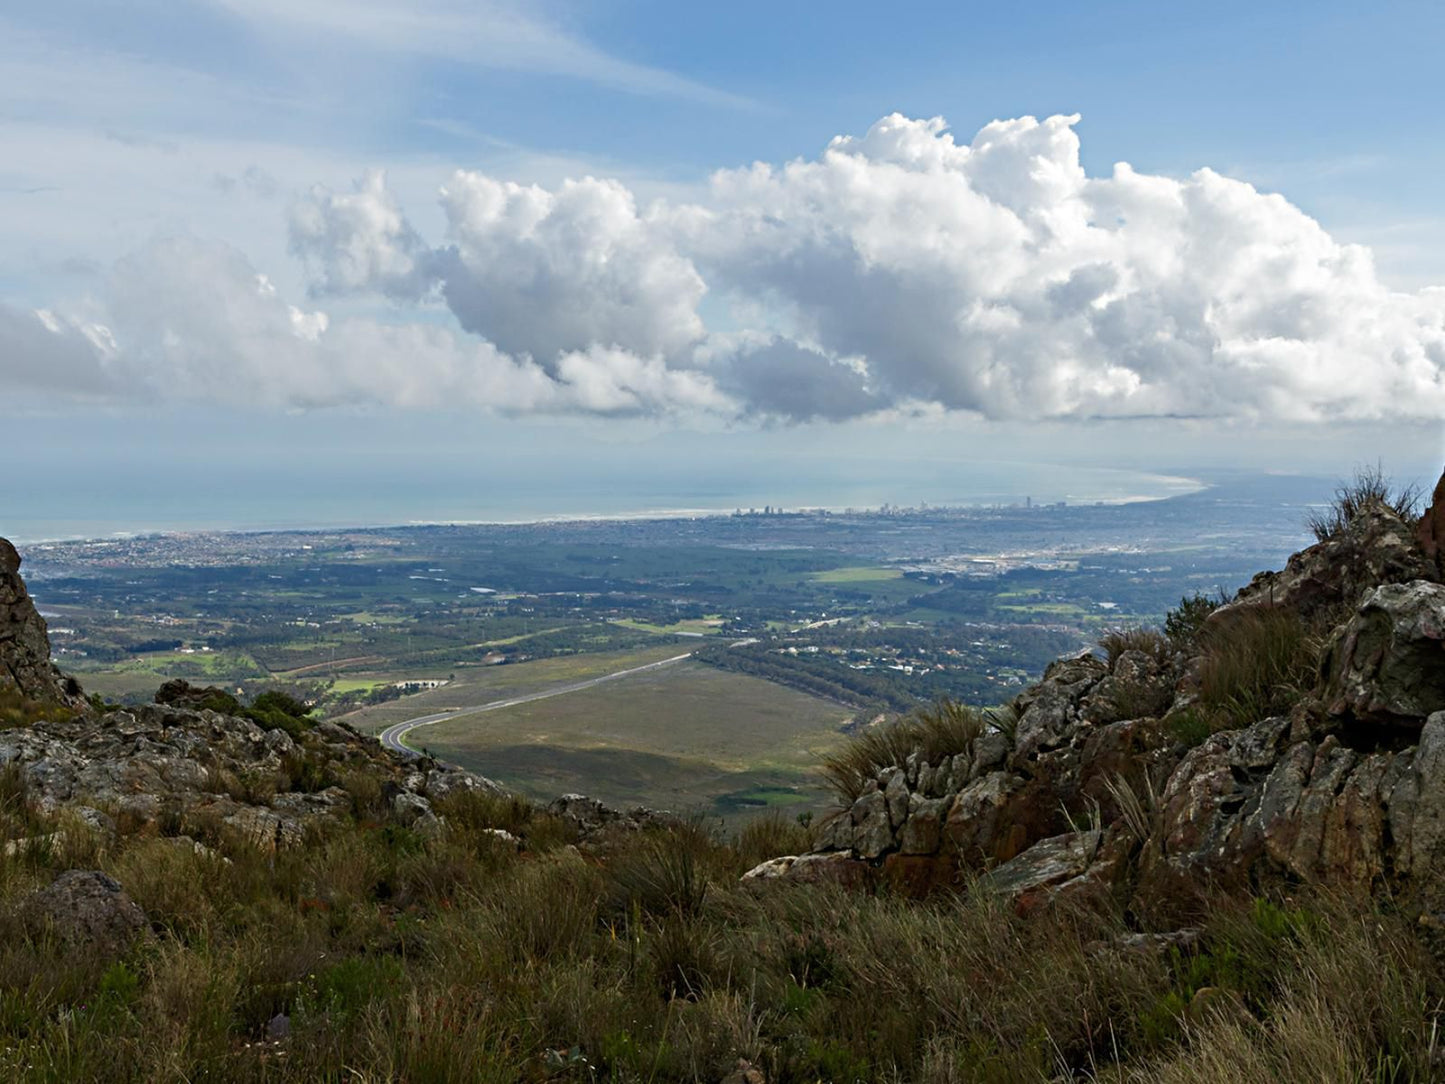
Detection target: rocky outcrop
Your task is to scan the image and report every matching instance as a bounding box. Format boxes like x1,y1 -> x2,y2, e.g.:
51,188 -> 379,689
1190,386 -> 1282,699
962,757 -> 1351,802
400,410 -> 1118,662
0,538 -> 78,704
0,699 -> 501,850
1225,504 -> 1437,622
751,469 -> 1445,924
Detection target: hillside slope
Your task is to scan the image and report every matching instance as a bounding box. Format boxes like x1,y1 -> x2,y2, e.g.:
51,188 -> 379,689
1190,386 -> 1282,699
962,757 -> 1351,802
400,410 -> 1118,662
1,472 -> 1444,1082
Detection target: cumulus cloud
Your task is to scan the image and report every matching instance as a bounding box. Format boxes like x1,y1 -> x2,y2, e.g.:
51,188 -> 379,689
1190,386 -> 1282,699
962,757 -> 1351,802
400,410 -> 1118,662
8,113 -> 1445,422
6,236 -> 728,417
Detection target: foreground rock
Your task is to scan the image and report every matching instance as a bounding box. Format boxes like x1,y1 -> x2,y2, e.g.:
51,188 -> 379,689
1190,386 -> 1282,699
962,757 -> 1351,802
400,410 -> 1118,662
0,680 -> 503,853
21,870 -> 149,954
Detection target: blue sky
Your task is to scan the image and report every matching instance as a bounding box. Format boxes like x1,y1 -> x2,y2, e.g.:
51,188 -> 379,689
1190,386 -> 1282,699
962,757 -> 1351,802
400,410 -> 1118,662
1,1 -> 1442,536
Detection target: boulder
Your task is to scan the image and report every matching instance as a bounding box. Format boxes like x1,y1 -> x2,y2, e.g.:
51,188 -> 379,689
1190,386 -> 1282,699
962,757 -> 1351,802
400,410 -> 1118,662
20,870 -> 149,953
1323,581 -> 1445,724
741,851 -> 877,891
979,831 -> 1104,916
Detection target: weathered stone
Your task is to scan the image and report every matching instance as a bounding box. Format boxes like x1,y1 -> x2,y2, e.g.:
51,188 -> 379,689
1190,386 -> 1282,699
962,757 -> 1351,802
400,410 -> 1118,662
1323,580 -> 1445,724
0,537 -> 77,704
884,767 -> 911,827
741,852 -> 877,891
20,870 -> 149,953
944,772 -> 1033,866
851,789 -> 894,859
813,810 -> 854,852
970,732 -> 1010,778
898,794 -> 948,855
1226,505 -> 1437,621
1417,470 -> 1445,571
979,831 -> 1103,916
391,790 -> 433,826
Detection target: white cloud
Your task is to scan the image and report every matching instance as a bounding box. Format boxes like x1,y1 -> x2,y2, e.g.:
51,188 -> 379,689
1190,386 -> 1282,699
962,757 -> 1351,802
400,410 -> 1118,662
9,113 -> 1445,424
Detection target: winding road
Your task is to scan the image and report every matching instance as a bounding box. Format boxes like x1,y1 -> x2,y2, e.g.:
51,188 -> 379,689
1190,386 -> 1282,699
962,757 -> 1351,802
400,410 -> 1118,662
376,652 -> 695,757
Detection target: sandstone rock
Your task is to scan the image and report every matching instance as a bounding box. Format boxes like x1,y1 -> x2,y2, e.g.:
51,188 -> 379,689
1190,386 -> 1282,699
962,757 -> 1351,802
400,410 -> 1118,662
944,772 -> 1031,866
391,790 -> 433,826
980,831 -> 1102,915
1011,650 -> 1106,759
21,870 -> 149,953
850,789 -> 893,859
1226,505 -> 1437,621
1323,580 -> 1445,724
898,794 -> 948,855
740,851 -> 876,891
883,767 -> 910,827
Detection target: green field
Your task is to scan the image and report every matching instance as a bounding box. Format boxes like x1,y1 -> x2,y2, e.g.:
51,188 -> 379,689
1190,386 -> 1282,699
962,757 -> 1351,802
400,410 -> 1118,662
809,566 -> 904,584
412,661 -> 853,819
339,643 -> 694,733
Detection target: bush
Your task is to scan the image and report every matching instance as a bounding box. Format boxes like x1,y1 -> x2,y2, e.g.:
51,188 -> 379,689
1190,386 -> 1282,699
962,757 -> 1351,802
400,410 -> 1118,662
820,700 -> 984,804
1165,592 -> 1224,647
1306,463 -> 1424,542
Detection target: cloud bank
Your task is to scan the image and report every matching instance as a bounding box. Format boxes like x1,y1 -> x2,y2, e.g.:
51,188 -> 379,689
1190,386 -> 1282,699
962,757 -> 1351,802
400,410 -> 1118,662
8,113 -> 1445,422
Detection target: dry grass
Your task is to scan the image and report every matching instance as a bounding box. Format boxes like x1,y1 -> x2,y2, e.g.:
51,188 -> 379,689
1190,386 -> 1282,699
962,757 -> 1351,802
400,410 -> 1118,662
820,700 -> 985,804
1098,626 -> 1173,667
1306,462 -> 1424,542
1198,606 -> 1322,731
1,778 -> 1442,1082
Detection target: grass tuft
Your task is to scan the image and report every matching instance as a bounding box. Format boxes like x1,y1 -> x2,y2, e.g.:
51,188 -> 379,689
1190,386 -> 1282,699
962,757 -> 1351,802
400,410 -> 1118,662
1305,462 -> 1424,542
1197,606 -> 1321,732
819,699 -> 985,804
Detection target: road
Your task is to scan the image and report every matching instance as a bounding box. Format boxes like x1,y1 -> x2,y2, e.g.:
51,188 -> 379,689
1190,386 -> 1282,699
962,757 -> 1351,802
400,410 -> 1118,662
376,651 -> 695,756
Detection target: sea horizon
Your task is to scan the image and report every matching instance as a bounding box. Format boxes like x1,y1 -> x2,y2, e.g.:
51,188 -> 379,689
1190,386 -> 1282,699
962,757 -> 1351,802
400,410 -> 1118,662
1,464 -> 1210,546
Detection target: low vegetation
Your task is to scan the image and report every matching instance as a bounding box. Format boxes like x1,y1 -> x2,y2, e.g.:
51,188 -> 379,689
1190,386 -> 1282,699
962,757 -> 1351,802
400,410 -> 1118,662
819,700 -> 985,803
1,775 -> 1441,1082
0,688 -> 72,731
1196,606 -> 1322,732
1306,462 -> 1423,542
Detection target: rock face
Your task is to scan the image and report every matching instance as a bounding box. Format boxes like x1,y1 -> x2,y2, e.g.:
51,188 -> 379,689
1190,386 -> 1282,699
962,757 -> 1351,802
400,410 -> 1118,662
0,538 -> 77,704
757,473 -> 1445,923
1322,581 -> 1445,724
1419,472 -> 1445,574
0,698 -> 500,850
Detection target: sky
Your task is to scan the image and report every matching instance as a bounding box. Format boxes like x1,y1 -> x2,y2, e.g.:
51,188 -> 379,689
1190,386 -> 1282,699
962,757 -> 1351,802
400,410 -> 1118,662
2,1 -> 1444,536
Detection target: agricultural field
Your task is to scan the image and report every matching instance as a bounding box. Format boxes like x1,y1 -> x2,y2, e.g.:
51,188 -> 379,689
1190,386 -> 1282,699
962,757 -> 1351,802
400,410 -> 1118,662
410,660 -> 854,819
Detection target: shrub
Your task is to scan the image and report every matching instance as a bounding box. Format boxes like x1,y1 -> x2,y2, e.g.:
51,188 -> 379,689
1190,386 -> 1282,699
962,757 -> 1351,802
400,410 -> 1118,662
820,700 -> 984,804
606,822 -> 716,920
1197,606 -> 1320,731
1305,463 -> 1424,542
1165,592 -> 1224,647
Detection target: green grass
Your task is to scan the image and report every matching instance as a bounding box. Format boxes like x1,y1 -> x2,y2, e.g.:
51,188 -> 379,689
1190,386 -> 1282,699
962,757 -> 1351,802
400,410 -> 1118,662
415,662 -> 852,819
809,566 -> 905,584
610,617 -> 723,635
